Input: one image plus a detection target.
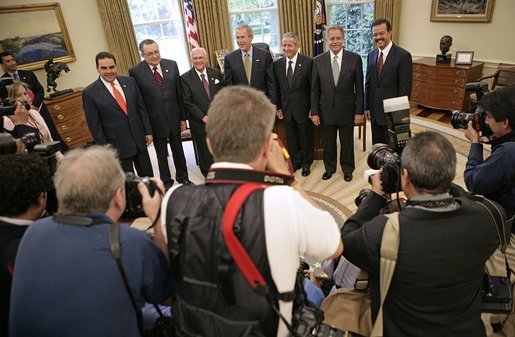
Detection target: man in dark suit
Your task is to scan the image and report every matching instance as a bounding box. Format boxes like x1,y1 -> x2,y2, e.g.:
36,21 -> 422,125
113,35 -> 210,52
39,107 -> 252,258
223,24 -> 276,104
129,39 -> 192,188
273,32 -> 314,176
0,52 -> 67,151
364,18 -> 412,145
311,25 -> 364,182
83,51 -> 153,176
180,47 -> 223,177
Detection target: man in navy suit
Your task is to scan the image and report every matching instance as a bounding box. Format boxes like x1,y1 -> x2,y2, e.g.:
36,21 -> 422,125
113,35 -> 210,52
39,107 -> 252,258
273,32 -> 314,176
364,18 -> 412,145
223,24 -> 276,104
181,47 -> 224,177
311,25 -> 364,182
83,51 -> 153,176
0,52 -> 67,151
129,39 -> 192,188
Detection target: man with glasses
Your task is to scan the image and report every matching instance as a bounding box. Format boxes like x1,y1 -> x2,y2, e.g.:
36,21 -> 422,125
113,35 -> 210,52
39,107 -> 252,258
129,39 -> 192,188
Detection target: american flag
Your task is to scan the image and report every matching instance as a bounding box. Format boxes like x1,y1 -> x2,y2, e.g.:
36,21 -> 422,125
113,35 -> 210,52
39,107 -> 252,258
184,0 -> 200,49
313,0 -> 326,56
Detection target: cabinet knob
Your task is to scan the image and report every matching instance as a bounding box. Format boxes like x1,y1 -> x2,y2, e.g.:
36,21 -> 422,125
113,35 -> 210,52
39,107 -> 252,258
57,114 -> 65,120
65,137 -> 72,143
53,105 -> 61,111
61,124 -> 68,131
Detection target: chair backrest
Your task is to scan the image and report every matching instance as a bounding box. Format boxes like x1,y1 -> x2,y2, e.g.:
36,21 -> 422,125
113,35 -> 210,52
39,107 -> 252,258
252,42 -> 270,51
492,63 -> 515,90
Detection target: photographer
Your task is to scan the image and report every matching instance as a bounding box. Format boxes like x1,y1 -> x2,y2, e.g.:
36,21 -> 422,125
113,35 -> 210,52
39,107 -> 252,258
10,146 -> 170,337
342,131 -> 499,337
159,86 -> 343,337
0,154 -> 51,336
465,85 -> 515,334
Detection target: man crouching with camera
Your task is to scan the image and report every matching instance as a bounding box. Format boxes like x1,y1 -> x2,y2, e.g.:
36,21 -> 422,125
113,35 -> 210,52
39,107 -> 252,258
342,131 -> 500,337
465,85 -> 515,335
10,146 -> 171,337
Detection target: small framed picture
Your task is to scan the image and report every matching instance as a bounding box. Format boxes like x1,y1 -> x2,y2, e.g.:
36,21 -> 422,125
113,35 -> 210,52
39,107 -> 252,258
455,51 -> 474,65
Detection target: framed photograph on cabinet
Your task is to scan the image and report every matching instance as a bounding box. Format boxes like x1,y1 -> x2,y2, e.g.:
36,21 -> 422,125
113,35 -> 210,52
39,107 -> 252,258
455,51 -> 475,65
430,0 -> 495,22
0,2 -> 76,70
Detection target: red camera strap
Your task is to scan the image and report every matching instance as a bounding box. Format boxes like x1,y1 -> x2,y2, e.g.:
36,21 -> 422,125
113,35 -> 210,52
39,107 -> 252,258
222,183 -> 268,293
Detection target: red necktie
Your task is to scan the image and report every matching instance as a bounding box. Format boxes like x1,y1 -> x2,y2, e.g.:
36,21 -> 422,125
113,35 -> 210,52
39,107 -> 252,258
377,51 -> 384,78
153,66 -> 163,86
111,82 -> 127,115
200,73 -> 210,98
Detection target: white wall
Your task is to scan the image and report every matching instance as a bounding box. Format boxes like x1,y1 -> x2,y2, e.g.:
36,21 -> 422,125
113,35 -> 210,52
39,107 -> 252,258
2,0 -> 109,90
398,0 -> 515,75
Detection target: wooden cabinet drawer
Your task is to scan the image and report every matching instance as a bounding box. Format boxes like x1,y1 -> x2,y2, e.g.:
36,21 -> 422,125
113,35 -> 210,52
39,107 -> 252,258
410,58 -> 483,111
44,88 -> 91,149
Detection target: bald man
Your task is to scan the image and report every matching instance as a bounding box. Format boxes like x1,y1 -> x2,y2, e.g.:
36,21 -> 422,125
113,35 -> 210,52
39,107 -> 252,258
180,48 -> 224,177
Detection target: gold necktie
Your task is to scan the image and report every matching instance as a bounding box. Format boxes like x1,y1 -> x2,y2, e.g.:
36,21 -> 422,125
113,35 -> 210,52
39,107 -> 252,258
244,53 -> 252,83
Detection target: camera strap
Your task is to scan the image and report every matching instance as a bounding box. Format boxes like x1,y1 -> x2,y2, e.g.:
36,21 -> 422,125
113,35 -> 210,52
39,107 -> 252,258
206,167 -> 294,186
222,183 -> 299,336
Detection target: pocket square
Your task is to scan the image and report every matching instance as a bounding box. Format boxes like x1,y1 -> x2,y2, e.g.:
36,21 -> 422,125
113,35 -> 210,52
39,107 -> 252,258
214,79 -> 220,84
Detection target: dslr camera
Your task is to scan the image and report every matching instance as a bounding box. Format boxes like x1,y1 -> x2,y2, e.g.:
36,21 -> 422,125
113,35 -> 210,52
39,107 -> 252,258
450,82 -> 493,139
0,78 -> 31,117
125,172 -> 157,216
363,96 -> 411,195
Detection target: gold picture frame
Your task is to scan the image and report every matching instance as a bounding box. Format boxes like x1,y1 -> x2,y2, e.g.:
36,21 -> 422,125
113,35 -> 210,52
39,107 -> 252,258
0,2 -> 76,70
430,0 -> 495,22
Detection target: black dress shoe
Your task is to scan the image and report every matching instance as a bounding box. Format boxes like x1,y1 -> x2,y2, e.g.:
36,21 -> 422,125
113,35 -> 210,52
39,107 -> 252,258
164,181 -> 175,191
343,173 -> 353,182
322,172 -> 333,180
292,164 -> 301,172
301,166 -> 311,177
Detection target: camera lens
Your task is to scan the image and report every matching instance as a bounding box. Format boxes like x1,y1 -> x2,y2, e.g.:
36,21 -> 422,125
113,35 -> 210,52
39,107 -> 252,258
367,143 -> 396,170
450,110 -> 474,130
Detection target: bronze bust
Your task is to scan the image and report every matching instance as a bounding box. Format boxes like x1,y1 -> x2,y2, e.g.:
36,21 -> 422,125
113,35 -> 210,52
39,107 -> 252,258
439,35 -> 453,56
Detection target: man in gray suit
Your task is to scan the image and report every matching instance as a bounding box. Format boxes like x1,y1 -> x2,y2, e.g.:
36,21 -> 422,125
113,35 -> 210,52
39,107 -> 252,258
223,24 -> 276,104
311,25 -> 364,182
181,47 -> 224,177
129,39 -> 192,188
365,18 -> 412,145
273,32 -> 314,176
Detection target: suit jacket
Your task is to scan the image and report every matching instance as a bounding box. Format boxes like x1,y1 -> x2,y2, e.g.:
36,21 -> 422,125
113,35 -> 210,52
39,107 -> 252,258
180,67 -> 223,133
311,50 -> 364,126
273,53 -> 312,123
223,46 -> 276,104
82,76 -> 152,159
364,44 -> 412,126
2,70 -> 45,107
128,59 -> 186,137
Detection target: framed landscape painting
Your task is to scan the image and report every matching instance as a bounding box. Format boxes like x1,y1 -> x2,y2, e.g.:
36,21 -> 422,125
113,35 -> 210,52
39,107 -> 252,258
0,2 -> 76,70
431,0 -> 495,22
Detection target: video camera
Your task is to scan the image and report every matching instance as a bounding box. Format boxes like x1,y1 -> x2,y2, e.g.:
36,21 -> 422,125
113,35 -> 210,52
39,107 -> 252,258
450,82 -> 493,139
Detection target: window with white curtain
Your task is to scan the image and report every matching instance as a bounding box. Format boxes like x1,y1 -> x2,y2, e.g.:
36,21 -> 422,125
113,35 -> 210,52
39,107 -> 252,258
127,0 -> 191,73
227,0 -> 280,53
327,0 -> 374,68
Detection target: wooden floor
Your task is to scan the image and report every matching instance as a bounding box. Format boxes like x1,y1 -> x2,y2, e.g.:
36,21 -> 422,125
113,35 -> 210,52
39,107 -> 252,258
147,105 -> 470,215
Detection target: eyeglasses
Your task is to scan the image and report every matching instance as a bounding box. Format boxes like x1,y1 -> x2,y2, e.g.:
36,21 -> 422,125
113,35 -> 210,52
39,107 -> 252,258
143,50 -> 160,57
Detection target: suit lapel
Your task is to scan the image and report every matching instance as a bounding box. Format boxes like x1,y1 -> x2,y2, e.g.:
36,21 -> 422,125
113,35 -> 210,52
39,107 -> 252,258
337,50 -> 353,86
250,49 -> 261,86
233,51 -> 248,85
206,68 -> 218,100
142,62 -> 161,88
97,78 -> 127,117
378,45 -> 396,84
292,55 -> 305,88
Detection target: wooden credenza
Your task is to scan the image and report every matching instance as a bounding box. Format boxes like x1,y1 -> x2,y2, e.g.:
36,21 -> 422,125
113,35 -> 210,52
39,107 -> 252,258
411,57 -> 484,111
44,89 -> 93,149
